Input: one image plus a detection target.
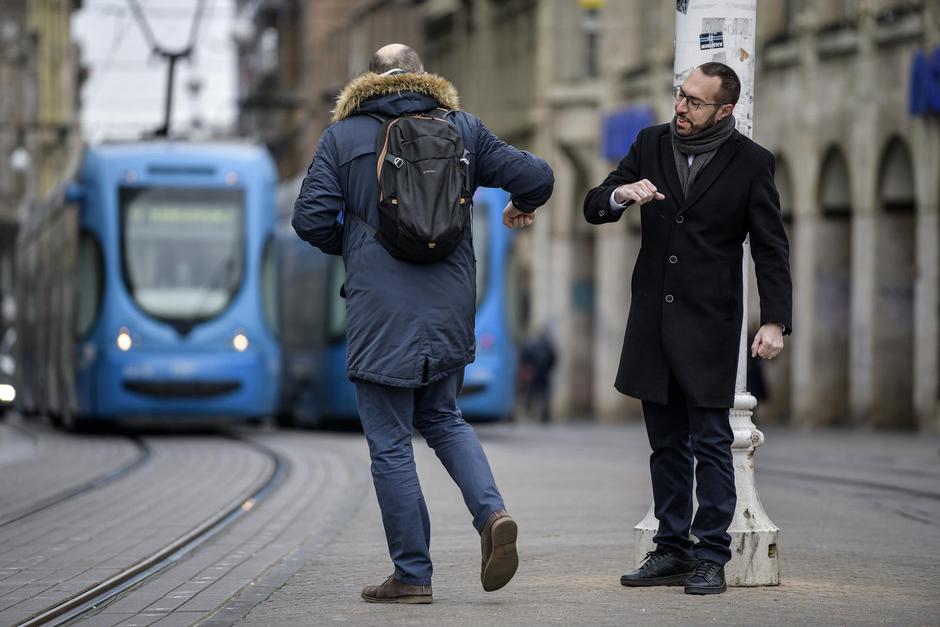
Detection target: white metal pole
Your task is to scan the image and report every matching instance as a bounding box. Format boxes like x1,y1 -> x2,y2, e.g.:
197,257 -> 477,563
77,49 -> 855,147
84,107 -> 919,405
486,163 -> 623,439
633,0 -> 780,586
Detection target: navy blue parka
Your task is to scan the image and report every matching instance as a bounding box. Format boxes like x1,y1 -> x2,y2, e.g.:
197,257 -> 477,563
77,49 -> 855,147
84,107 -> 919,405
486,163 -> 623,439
293,72 -> 554,387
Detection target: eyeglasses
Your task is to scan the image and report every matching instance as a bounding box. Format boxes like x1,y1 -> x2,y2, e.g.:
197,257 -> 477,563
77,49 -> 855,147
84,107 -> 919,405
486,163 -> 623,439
673,87 -> 727,111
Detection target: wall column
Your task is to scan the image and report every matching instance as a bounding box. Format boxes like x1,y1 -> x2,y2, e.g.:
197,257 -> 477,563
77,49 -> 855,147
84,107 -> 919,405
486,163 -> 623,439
912,120 -> 940,431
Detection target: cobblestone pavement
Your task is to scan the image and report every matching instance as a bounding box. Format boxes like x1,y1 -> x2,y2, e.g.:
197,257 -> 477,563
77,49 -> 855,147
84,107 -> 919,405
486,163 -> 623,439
86,430 -> 369,627
0,421 -> 142,521
2,419 -> 938,626
0,419 -> 371,627
237,424 -> 940,627
0,420 -> 274,626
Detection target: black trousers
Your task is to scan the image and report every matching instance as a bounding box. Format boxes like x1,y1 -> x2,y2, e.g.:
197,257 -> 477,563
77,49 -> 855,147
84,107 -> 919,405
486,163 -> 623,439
641,376 -> 736,565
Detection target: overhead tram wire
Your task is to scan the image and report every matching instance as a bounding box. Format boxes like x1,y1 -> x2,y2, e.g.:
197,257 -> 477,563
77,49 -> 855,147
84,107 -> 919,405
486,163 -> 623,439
82,0 -> 228,18
82,9 -> 134,114
124,0 -> 207,137
126,0 -> 209,54
124,0 -> 159,52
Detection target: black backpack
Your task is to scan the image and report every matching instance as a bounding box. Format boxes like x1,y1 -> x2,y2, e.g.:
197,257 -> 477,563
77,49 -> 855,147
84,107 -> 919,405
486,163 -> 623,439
359,108 -> 471,263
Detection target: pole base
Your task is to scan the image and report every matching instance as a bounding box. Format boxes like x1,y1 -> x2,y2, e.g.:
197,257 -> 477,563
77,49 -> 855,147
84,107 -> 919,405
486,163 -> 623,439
633,521 -> 780,586
726,525 -> 779,586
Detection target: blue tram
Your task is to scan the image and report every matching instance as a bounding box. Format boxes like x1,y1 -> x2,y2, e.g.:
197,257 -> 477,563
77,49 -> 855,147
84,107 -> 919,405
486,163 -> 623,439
277,183 -> 519,426
15,142 -> 280,429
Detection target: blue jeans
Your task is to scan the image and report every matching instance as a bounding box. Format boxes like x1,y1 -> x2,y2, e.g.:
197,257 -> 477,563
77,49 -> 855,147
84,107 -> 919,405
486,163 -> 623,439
354,369 -> 505,585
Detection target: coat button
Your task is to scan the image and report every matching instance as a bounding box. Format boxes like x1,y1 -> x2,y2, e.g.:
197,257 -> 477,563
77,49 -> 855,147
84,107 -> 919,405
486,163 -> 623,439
665,294 -> 674,303
675,215 -> 684,223
669,255 -> 678,264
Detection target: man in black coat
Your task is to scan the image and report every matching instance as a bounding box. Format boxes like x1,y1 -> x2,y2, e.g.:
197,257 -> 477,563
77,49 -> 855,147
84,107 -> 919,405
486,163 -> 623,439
583,63 -> 791,595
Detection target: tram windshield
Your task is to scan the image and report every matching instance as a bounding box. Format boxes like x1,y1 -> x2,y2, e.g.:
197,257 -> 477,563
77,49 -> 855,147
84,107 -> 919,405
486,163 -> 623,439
120,186 -> 245,322
472,201 -> 489,307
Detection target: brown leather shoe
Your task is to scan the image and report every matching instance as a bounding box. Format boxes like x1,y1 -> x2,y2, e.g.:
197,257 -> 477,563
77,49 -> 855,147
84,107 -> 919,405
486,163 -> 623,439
360,575 -> 432,604
480,509 -> 518,591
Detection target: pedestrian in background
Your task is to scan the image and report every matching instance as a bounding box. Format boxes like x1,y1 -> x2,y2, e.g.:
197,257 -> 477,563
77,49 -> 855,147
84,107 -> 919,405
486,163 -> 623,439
519,328 -> 556,423
583,62 -> 792,595
293,44 -> 554,604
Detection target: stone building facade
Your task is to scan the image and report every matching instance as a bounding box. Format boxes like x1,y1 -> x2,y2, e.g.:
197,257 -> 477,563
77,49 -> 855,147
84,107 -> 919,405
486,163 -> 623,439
239,0 -> 940,431
0,0 -> 83,333
569,0 -> 940,432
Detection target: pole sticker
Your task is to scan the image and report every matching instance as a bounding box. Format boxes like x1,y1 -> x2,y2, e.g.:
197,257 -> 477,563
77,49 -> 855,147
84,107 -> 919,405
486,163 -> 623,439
700,17 -> 725,50
700,31 -> 724,49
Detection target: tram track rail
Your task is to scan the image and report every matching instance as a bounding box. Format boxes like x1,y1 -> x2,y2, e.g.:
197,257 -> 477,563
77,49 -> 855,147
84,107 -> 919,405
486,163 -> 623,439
761,461 -> 940,530
0,433 -> 152,529
13,436 -> 289,627
762,465 -> 940,502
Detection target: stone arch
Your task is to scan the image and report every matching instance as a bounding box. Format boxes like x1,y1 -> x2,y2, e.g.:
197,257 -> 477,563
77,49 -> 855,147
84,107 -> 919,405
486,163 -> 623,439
810,145 -> 853,425
872,135 -> 916,428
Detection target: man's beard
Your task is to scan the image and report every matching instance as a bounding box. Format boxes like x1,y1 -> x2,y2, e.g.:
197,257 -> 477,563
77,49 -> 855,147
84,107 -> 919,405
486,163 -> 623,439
675,110 -> 719,136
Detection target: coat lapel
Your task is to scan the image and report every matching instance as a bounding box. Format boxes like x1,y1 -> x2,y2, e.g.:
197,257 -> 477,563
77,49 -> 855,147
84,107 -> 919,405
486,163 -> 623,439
677,131 -> 742,216
659,133 -> 683,204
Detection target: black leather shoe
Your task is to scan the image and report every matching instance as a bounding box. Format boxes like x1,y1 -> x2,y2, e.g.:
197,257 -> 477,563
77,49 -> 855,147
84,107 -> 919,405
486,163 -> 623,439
684,560 -> 727,595
620,550 -> 696,587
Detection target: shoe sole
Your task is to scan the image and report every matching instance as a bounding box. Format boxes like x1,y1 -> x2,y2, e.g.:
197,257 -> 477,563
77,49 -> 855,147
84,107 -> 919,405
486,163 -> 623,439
620,573 -> 692,587
360,593 -> 433,604
481,517 -> 518,592
684,583 -> 727,595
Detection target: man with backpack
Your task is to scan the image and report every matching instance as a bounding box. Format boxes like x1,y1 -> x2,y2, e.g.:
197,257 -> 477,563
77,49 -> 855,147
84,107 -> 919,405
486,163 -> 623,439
292,44 -> 554,603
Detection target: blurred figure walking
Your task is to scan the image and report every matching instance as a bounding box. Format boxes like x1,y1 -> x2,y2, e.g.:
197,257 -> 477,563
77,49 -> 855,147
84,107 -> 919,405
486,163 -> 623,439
520,328 -> 556,423
293,44 -> 554,603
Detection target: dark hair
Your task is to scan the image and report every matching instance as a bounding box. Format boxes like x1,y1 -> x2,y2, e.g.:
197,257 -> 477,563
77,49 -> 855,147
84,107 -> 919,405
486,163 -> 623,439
369,45 -> 424,74
697,62 -> 740,105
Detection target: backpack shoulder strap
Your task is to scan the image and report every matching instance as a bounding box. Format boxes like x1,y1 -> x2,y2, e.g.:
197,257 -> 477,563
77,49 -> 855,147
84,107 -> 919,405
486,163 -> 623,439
344,112 -> 394,228
427,108 -> 452,122
363,111 -> 390,124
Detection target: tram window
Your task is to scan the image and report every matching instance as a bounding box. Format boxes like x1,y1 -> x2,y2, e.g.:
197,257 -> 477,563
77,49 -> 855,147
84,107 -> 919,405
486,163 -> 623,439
261,236 -> 278,335
75,232 -> 103,338
503,248 -> 524,343
119,187 -> 244,322
327,260 -> 347,342
472,202 -> 489,307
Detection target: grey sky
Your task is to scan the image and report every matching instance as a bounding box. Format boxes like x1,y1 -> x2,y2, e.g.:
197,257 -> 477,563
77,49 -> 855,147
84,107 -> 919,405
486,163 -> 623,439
72,0 -> 236,141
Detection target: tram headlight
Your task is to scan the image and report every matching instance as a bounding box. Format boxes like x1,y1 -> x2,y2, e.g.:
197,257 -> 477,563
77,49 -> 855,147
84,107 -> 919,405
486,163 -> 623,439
232,332 -> 249,352
0,384 -> 14,403
116,328 -> 133,352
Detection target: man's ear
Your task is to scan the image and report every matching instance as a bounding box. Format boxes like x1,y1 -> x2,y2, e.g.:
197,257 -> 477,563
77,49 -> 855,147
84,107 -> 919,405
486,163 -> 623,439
717,103 -> 735,122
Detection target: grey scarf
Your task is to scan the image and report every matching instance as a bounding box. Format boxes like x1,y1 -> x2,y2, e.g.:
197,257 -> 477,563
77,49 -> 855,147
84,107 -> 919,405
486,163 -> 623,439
670,114 -> 735,199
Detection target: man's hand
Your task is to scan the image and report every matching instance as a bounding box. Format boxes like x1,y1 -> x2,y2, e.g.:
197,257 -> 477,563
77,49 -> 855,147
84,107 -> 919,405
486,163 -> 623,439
613,179 -> 666,206
502,202 -> 535,229
751,323 -> 785,360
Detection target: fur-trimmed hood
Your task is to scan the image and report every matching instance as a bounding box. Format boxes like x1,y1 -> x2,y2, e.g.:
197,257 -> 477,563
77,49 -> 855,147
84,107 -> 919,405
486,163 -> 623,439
332,72 -> 460,122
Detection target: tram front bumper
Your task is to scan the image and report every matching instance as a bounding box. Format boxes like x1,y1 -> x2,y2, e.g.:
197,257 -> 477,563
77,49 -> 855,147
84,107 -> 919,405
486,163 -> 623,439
96,348 -> 279,419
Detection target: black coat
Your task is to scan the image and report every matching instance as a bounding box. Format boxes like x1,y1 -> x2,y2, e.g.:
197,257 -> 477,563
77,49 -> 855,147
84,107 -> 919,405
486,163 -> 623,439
583,123 -> 792,408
